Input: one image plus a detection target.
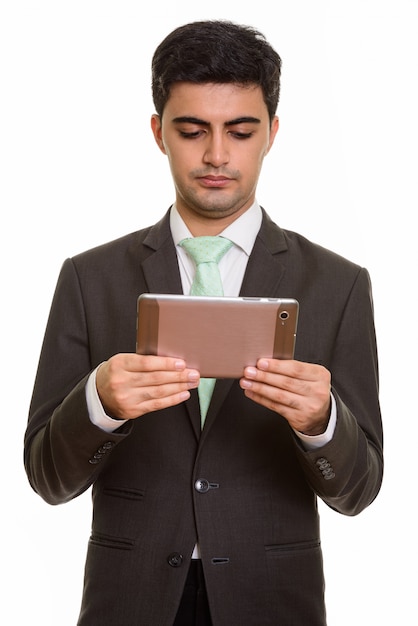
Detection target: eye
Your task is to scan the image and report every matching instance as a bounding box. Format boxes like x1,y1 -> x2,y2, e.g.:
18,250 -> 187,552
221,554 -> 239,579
179,130 -> 203,139
230,131 -> 253,139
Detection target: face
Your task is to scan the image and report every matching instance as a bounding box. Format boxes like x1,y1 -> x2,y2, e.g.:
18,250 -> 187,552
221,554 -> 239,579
151,82 -> 279,234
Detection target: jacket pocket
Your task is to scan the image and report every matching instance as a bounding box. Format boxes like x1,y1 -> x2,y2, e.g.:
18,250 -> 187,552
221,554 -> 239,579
89,531 -> 135,551
102,485 -> 145,501
265,539 -> 320,556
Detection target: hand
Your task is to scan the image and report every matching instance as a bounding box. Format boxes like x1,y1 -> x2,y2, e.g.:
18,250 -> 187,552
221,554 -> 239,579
96,353 -> 200,420
240,359 -> 331,435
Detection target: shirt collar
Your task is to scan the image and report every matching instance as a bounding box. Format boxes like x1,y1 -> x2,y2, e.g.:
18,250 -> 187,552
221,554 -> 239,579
170,202 -> 262,257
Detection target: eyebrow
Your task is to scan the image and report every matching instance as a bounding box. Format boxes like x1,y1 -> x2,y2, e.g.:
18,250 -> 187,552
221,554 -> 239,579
171,116 -> 261,126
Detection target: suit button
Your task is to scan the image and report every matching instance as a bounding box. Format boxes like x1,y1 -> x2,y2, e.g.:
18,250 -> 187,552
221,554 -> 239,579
167,553 -> 183,568
100,441 -> 115,451
316,457 -> 335,480
88,453 -> 103,464
195,479 -> 210,493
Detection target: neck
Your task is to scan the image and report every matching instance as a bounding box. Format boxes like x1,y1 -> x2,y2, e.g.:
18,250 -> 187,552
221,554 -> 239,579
176,204 -> 252,237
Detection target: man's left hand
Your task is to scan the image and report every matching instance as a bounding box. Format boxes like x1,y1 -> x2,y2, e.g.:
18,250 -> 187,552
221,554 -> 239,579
240,359 -> 331,435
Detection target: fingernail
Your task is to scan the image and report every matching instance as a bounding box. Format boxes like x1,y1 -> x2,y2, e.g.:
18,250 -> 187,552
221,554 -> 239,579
245,367 -> 257,378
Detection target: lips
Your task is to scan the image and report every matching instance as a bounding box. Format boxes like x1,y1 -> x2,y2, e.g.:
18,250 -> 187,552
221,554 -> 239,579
198,175 -> 231,188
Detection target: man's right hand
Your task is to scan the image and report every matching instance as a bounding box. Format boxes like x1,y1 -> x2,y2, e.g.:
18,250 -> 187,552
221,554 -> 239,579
96,353 -> 200,420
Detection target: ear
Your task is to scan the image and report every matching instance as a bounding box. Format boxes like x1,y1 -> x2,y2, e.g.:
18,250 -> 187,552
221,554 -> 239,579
265,116 -> 279,155
150,114 -> 166,154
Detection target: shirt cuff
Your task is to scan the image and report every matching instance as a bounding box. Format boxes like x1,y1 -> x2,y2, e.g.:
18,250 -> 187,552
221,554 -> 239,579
293,394 -> 337,450
85,366 -> 128,433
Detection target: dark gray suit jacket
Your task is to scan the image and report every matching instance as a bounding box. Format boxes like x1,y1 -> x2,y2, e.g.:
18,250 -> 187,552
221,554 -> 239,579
24,209 -> 383,625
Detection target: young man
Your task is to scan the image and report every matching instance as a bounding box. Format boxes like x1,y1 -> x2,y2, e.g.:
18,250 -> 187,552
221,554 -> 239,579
24,20 -> 383,626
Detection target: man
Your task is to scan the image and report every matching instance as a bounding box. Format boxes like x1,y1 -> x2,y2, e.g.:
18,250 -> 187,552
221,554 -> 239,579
24,20 -> 383,626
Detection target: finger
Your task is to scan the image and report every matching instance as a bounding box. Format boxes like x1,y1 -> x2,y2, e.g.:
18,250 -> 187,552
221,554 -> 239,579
101,354 -> 200,387
130,366 -> 200,389
241,366 -> 305,398
121,382 -> 198,419
240,377 -> 301,411
255,358 -> 322,382
120,353 -> 190,374
244,360 -> 330,395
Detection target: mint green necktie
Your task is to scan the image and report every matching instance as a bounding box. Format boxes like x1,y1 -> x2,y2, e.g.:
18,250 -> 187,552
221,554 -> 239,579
179,236 -> 233,424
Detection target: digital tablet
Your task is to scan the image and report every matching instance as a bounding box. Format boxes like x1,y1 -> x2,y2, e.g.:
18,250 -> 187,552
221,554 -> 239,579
136,294 -> 299,379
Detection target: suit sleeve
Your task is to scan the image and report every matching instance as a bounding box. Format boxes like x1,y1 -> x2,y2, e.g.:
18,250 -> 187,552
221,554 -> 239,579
294,267 -> 383,516
24,258 -> 131,505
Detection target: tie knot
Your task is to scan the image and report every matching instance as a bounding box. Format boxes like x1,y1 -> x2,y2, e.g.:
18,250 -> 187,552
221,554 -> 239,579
179,236 -> 233,265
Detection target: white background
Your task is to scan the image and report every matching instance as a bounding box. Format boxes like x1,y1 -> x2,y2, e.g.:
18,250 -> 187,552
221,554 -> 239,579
1,1 -> 416,624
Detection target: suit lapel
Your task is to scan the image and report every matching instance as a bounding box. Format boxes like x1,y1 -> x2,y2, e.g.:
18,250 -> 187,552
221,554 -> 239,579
139,211 -> 202,437
239,209 -> 288,298
140,212 -> 183,295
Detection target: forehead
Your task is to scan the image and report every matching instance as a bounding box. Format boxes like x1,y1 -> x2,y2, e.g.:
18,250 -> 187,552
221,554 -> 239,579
163,82 -> 269,122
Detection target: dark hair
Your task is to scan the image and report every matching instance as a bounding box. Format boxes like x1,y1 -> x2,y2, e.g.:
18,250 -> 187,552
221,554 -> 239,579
151,20 -> 282,122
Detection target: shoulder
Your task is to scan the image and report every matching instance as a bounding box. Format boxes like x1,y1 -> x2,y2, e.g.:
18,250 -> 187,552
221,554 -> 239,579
68,210 -> 172,271
260,208 -> 364,276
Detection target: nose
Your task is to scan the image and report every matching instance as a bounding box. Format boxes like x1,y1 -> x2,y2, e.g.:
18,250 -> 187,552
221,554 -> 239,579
203,131 -> 229,167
